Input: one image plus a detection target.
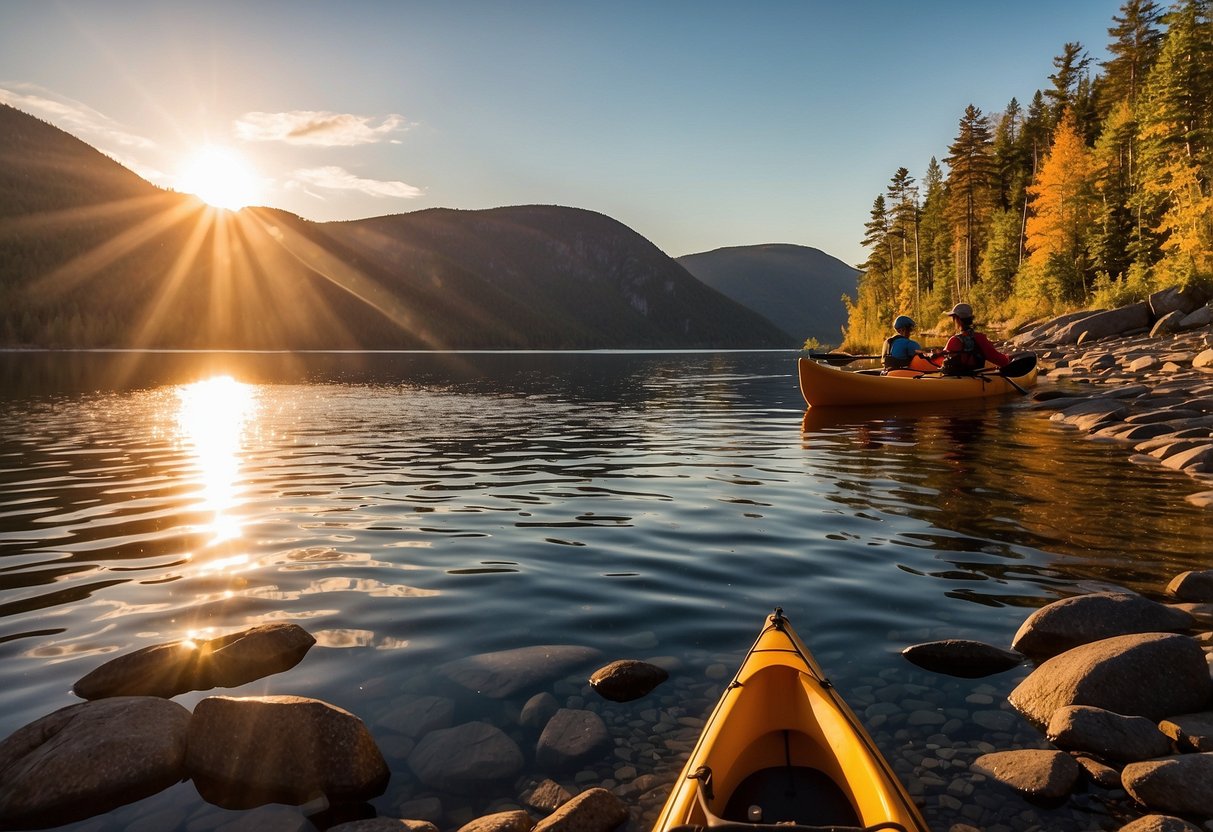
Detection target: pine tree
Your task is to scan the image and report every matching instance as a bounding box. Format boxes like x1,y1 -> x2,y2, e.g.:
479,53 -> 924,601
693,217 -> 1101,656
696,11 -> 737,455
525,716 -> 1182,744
886,167 -> 921,313
944,105 -> 996,299
1046,43 -> 1093,128
1026,110 -> 1099,300
918,157 -> 951,301
1091,101 -> 1136,281
1101,0 -> 1165,113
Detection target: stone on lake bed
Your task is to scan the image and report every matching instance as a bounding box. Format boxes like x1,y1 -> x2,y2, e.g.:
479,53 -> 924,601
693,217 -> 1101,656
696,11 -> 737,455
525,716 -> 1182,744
536,708 -> 611,771
1118,814 -> 1205,831
1122,753 -> 1213,818
1167,570 -> 1213,603
1159,712 -> 1213,751
329,821 -> 440,832
437,645 -> 603,699
588,659 -> 669,701
899,639 -> 1023,677
454,809 -> 535,832
185,694 -> 388,809
970,749 -> 1082,800
1011,592 -> 1195,658
1008,633 -> 1212,726
407,721 -> 523,794
72,622 -> 316,700
0,696 -> 190,829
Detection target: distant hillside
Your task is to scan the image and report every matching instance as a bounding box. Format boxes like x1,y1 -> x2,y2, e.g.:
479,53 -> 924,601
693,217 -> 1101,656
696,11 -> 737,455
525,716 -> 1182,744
678,244 -> 860,346
0,103 -> 791,350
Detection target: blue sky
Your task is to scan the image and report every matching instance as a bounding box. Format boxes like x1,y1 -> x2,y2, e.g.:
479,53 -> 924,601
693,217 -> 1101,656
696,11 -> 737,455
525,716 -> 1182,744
1,1 -> 1122,266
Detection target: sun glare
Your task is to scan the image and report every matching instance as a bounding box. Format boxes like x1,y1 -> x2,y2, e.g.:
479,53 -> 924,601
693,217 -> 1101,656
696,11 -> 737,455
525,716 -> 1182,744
176,146 -> 261,211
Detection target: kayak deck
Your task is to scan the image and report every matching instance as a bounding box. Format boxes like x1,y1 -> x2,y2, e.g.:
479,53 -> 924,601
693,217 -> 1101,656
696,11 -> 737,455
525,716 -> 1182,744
798,356 -> 1037,408
653,610 -> 927,832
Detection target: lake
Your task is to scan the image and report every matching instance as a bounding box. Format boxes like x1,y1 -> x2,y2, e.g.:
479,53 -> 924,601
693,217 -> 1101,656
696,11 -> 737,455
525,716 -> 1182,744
1,350 -> 1209,832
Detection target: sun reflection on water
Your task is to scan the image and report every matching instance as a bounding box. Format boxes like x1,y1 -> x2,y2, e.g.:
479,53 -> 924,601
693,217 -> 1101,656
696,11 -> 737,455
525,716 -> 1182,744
175,376 -> 256,553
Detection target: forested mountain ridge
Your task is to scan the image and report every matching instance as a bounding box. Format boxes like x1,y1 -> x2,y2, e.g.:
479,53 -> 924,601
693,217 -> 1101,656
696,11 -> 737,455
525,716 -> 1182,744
0,104 -> 791,350
847,0 -> 1213,351
677,244 -> 859,347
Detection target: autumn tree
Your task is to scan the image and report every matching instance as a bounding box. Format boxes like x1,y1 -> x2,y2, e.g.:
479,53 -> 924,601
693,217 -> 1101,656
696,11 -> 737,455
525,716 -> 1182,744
886,167 -> 921,312
918,157 -> 951,302
944,105 -> 996,299
1025,110 -> 1099,301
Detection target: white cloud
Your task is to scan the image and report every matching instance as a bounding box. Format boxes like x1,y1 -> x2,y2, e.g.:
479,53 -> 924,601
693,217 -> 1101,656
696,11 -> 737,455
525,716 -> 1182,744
293,166 -> 423,199
0,84 -> 155,150
235,111 -> 408,146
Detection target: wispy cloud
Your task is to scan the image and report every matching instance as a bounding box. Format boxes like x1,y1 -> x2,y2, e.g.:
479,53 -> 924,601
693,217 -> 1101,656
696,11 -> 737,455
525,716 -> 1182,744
292,166 -> 423,199
235,111 -> 408,146
0,83 -> 155,149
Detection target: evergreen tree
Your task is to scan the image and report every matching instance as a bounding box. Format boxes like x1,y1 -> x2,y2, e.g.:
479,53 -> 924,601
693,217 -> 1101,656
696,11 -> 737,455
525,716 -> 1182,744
944,105 -> 996,299
1046,43 -> 1093,128
1101,0 -> 1165,113
992,98 -> 1028,211
1134,0 -> 1213,281
918,157 -> 951,301
1025,110 -> 1099,301
1090,101 -> 1136,281
886,167 -> 921,313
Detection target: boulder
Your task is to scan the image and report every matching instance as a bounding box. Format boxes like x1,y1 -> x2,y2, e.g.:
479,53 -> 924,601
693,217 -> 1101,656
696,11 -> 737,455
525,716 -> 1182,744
185,695 -> 388,808
0,697 -> 190,829
1167,570 -> 1213,603
588,660 -> 669,701
1074,754 -> 1121,788
1053,303 -> 1151,345
1011,593 -> 1196,658
1194,349 -> 1213,372
1118,815 -> 1204,832
1161,444 -> 1213,473
899,639 -> 1023,677
73,623 -> 316,700
1007,633 -> 1213,726
536,709 -> 611,771
520,692 -> 560,731
970,749 -> 1082,800
524,779 -> 574,812
1149,286 -> 1205,320
1158,712 -> 1213,751
1122,753 -> 1213,817
1179,307 -> 1213,331
407,721 -> 523,794
532,787 -> 628,832
376,695 -> 454,739
1150,310 -> 1186,337
329,821 -> 440,832
1046,705 -> 1173,762
455,810 -> 535,832
437,645 -> 603,699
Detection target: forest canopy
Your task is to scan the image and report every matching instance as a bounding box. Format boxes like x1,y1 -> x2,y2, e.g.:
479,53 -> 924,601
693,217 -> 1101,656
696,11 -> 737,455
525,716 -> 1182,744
842,0 -> 1213,351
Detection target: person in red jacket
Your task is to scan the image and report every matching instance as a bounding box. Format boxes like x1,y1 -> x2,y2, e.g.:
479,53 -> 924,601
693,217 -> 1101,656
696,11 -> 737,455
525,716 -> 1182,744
931,303 -> 1010,375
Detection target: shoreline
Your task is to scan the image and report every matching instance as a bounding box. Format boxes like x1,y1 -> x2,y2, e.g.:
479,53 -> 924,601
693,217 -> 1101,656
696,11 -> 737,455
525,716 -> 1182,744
1011,316 -> 1213,509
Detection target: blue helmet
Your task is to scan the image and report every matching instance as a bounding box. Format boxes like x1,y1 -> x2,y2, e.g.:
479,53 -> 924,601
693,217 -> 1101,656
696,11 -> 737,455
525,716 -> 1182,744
893,315 -> 915,331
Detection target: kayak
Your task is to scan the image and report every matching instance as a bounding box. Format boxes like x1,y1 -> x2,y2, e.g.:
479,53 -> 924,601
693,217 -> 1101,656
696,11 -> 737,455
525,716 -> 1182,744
798,356 -> 1037,408
652,610 -> 928,832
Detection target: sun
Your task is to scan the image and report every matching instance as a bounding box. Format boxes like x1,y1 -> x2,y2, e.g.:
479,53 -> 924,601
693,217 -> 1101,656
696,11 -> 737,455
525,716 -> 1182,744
176,146 -> 262,210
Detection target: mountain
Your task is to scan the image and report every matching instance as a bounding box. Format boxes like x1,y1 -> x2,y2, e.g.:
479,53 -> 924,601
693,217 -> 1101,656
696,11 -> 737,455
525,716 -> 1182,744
0,104 -> 791,350
677,244 -> 860,347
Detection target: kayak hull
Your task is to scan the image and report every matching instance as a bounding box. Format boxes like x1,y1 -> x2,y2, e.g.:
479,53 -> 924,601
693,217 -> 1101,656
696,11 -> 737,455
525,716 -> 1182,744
798,357 -> 1037,408
652,610 -> 928,832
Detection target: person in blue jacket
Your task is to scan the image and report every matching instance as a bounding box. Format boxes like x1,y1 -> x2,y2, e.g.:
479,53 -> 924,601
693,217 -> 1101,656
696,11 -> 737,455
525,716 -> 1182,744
882,315 -> 923,371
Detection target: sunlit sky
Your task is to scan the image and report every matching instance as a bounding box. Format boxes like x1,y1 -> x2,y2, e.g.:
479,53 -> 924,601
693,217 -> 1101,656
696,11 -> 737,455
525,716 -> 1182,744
1,1 -> 1121,266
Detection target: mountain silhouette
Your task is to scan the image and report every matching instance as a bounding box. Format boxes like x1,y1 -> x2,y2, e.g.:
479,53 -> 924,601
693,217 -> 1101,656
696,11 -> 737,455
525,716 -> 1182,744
0,103 -> 791,350
678,244 -> 859,347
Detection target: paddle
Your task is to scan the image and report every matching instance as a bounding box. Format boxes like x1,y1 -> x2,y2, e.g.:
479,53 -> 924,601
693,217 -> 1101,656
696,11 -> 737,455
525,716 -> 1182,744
808,351 -> 943,367
977,353 -> 1037,394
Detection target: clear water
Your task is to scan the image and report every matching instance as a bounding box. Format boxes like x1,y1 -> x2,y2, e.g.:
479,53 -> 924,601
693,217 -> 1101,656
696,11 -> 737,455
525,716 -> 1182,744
0,350 -> 1208,831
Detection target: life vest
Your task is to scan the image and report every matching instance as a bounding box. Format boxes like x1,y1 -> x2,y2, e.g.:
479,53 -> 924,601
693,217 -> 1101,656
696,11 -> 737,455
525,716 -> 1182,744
882,334 -> 912,370
941,332 -> 984,375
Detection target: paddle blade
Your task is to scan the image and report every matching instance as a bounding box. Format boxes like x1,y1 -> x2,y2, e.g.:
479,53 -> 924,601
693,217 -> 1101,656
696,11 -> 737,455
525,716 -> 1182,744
807,353 -> 881,366
998,353 -> 1037,378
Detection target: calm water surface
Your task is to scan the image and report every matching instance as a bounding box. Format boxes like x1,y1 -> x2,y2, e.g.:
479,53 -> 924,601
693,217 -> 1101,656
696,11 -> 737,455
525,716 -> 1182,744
0,350 -> 1209,831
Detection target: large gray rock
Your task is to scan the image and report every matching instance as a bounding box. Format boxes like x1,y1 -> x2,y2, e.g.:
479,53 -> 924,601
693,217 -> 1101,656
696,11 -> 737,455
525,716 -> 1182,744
185,695 -> 388,808
532,787 -> 628,832
1008,633 -> 1213,726
900,639 -> 1023,677
407,721 -> 523,793
73,623 -> 316,700
1151,310 -> 1186,337
376,695 -> 454,739
437,645 -> 602,699
1123,753 -> 1213,817
1150,286 -> 1205,320
970,749 -> 1082,799
1012,593 -> 1195,658
1180,307 -> 1213,330
1053,303 -> 1151,345
1046,705 -> 1173,762
536,709 -> 610,771
0,697 -> 190,829
588,660 -> 668,702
